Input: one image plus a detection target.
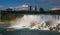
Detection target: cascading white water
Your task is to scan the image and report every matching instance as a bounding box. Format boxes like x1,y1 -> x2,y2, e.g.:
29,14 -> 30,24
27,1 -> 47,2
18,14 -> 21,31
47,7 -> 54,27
8,15 -> 60,30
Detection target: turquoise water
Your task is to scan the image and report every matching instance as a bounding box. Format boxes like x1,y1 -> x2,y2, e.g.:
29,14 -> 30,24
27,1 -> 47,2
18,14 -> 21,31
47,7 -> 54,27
0,15 -> 60,35
0,29 -> 60,35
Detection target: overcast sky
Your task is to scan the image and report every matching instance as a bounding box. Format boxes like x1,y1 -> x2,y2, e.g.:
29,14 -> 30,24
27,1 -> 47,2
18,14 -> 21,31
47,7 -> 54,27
0,0 -> 60,10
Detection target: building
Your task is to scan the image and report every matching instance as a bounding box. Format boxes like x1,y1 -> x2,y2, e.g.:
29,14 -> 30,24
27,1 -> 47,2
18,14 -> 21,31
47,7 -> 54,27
32,6 -> 37,11
6,7 -> 13,11
29,6 -> 32,11
15,3 -> 29,11
39,7 -> 44,12
50,7 -> 60,11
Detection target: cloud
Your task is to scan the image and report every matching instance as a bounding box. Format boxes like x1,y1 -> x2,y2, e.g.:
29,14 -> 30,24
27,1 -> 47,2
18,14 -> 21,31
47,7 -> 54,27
41,0 -> 47,2
54,0 -> 60,2
41,0 -> 60,2
14,4 -> 29,11
40,0 -> 60,5
0,5 -> 3,8
8,7 -> 14,9
0,5 -> 3,10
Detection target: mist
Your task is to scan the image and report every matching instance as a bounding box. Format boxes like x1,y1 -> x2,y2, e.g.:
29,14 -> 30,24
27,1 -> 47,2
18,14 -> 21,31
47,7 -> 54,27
8,15 -> 60,30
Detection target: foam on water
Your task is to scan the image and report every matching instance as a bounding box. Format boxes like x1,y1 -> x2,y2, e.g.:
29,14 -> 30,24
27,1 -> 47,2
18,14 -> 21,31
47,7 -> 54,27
8,15 -> 60,30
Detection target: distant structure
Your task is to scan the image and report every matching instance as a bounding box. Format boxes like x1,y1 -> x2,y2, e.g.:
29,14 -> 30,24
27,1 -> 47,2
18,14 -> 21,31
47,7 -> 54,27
15,0 -> 29,11
15,3 -> 29,11
50,7 -> 60,11
32,6 -> 37,11
6,7 -> 13,11
20,3 -> 29,11
39,8 -> 44,13
29,6 -> 32,11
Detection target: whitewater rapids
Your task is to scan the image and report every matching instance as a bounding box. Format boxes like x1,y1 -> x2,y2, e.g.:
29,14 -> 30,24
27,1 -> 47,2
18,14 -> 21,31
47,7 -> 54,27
8,15 -> 60,30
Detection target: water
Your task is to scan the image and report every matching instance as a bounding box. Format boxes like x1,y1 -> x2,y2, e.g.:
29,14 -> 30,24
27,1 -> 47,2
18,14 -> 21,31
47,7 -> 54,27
0,29 -> 60,35
0,14 -> 60,35
9,15 -> 60,30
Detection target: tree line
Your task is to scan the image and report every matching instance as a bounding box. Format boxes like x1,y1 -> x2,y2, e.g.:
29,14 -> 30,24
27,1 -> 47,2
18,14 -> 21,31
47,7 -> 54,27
0,8 -> 60,15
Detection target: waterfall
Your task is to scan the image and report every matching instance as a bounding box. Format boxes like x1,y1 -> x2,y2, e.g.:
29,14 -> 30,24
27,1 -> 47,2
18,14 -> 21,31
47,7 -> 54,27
8,15 -> 60,30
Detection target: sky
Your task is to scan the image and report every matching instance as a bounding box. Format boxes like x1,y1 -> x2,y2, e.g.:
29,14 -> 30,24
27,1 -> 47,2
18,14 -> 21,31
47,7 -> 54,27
0,0 -> 60,10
